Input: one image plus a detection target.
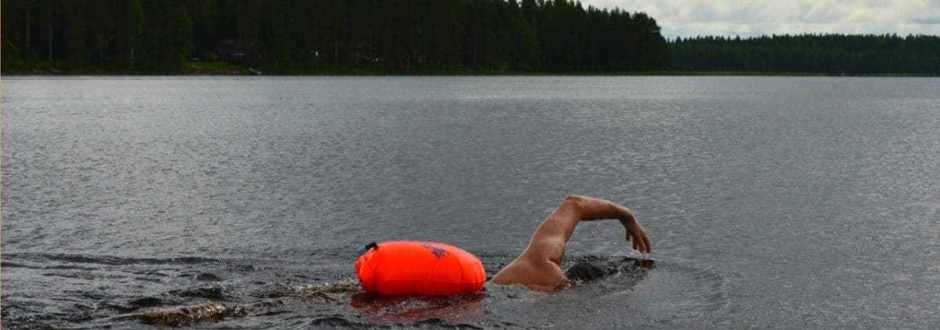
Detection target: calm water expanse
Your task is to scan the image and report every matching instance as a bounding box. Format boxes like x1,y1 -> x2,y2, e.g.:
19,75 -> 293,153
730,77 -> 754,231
3,76 -> 940,329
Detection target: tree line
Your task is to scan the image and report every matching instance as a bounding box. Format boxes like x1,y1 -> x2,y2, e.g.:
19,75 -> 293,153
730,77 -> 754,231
670,34 -> 940,75
4,1 -> 938,75
1,0 -> 669,74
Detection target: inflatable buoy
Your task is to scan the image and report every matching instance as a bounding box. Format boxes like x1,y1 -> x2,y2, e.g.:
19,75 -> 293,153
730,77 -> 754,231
355,241 -> 486,296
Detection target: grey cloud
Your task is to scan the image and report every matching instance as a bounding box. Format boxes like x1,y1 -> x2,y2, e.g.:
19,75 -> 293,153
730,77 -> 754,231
800,2 -> 846,23
912,17 -> 940,24
581,0 -> 940,37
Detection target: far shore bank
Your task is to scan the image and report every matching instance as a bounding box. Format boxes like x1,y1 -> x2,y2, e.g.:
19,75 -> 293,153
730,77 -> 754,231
3,61 -> 937,78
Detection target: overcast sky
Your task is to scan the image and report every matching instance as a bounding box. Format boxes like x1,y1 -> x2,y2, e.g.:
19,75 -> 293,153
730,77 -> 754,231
580,0 -> 940,38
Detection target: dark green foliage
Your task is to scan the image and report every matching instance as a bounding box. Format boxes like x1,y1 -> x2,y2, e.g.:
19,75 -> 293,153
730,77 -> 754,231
114,0 -> 144,67
670,34 -> 940,75
4,1 -> 936,75
63,0 -> 88,66
137,1 -> 193,72
2,38 -> 23,73
2,0 -> 669,74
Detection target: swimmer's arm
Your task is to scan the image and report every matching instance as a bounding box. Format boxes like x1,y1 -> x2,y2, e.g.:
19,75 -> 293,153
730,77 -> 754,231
523,195 -> 651,266
492,195 -> 651,288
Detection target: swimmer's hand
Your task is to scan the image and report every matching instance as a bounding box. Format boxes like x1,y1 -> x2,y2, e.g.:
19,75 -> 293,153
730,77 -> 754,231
621,212 -> 651,254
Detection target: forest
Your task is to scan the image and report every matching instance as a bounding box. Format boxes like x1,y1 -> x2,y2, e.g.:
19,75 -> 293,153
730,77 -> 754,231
1,0 -> 669,74
670,34 -> 940,75
2,0 -> 938,75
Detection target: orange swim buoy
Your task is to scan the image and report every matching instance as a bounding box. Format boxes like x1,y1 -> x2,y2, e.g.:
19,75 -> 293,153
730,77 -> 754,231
355,241 -> 486,296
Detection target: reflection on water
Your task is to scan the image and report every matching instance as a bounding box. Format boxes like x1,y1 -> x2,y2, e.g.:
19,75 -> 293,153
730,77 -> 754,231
1,252 -> 662,328
351,292 -> 486,323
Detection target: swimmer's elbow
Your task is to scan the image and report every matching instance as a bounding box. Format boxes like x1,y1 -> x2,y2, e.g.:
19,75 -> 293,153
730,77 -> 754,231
563,195 -> 585,204
562,195 -> 585,212
524,238 -> 566,267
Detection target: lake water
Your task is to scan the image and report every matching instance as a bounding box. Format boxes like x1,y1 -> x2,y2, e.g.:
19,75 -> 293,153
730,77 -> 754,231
3,76 -> 939,329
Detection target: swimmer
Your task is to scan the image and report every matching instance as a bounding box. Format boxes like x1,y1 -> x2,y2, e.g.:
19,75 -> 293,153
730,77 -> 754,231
125,196 -> 649,326
491,195 -> 651,291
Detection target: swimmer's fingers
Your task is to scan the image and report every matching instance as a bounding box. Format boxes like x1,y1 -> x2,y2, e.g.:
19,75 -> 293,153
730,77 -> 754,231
636,235 -> 643,251
634,230 -> 650,253
628,231 -> 648,253
642,233 -> 652,253
624,222 -> 650,253
625,226 -> 639,251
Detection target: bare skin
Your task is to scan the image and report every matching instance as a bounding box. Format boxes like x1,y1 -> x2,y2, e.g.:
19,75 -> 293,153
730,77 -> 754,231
122,196 -> 646,326
491,195 -> 651,291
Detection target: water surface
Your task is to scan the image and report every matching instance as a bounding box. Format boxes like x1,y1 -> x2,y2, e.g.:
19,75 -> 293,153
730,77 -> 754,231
3,76 -> 940,328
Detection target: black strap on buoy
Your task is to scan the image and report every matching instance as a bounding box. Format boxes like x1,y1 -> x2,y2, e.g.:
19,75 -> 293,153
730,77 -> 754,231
357,242 -> 379,256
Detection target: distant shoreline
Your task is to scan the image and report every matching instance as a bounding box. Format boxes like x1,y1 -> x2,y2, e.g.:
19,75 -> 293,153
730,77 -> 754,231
4,62 -> 937,78
6,72 -> 936,78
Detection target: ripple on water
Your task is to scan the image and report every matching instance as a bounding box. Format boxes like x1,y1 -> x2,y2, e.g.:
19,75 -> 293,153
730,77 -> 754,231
1,252 -> 728,329
480,255 -> 729,329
